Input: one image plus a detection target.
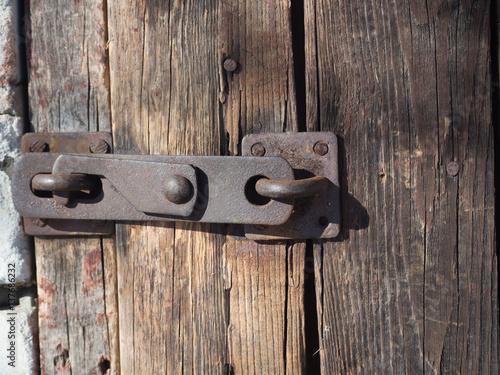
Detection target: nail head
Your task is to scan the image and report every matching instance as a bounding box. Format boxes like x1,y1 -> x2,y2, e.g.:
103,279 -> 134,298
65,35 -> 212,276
30,140 -> 48,153
313,141 -> 329,156
251,143 -> 266,157
89,139 -> 109,154
223,59 -> 238,72
446,162 -> 459,177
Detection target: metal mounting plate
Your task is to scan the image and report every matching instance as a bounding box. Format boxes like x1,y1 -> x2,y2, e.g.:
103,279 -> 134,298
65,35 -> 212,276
20,132 -> 114,236
15,131 -> 339,239
21,132 -> 112,154
242,132 -> 340,240
23,218 -> 115,236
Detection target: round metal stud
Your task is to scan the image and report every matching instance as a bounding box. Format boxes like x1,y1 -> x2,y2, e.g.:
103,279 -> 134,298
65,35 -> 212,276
30,140 -> 48,153
89,139 -> 109,154
313,141 -> 328,156
164,175 -> 193,205
223,59 -> 238,72
251,143 -> 266,157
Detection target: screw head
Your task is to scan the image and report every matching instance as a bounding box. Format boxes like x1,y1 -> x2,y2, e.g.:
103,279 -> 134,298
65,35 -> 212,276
32,218 -> 48,227
89,139 -> 109,154
29,140 -> 48,153
446,161 -> 459,177
251,143 -> 266,157
313,141 -> 329,156
223,59 -> 238,72
164,175 -> 193,205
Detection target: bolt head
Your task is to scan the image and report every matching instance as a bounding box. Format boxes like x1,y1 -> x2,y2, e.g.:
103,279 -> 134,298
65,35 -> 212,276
446,161 -> 459,177
251,143 -> 266,157
30,140 -> 48,153
313,141 -> 329,156
223,59 -> 238,72
164,175 -> 193,205
89,139 -> 109,154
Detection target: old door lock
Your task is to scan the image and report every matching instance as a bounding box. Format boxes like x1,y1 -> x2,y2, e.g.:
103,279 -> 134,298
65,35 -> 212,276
12,132 -> 339,240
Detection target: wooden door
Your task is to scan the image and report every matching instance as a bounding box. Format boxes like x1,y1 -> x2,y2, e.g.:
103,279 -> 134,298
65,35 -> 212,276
28,0 -> 498,374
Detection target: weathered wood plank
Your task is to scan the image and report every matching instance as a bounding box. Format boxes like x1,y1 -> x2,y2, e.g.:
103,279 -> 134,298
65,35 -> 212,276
305,0 -> 498,373
28,0 -> 110,133
107,1 -> 226,373
102,237 -> 120,375
108,0 -> 305,373
219,1 -> 306,373
28,0 -> 118,373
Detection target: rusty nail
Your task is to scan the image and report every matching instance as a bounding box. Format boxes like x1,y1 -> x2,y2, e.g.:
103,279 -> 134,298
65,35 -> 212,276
251,143 -> 266,157
223,59 -> 238,72
89,139 -> 109,154
164,175 -> 193,205
32,218 -> 48,227
446,161 -> 459,177
29,140 -> 48,153
91,220 -> 107,227
313,141 -> 329,156
253,224 -> 268,231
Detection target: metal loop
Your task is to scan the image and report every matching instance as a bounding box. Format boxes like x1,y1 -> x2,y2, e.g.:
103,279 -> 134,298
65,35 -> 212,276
255,175 -> 329,199
32,174 -> 99,192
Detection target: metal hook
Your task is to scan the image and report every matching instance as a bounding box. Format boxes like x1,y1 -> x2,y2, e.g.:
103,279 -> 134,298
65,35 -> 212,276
31,174 -> 99,192
255,175 -> 329,199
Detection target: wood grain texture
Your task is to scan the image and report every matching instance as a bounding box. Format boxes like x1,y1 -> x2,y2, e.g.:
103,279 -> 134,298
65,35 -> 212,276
28,0 -> 110,133
305,0 -> 499,373
107,1 -> 226,373
28,0 -> 118,373
220,1 -> 306,373
223,241 -> 306,374
107,0 -> 306,373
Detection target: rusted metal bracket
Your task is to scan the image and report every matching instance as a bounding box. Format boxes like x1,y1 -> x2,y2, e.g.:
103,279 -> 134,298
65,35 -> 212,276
242,132 -> 339,240
20,132 -> 115,236
13,132 -> 339,239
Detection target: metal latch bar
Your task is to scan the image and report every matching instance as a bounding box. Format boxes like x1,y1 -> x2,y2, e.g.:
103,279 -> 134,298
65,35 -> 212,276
13,153 -> 297,224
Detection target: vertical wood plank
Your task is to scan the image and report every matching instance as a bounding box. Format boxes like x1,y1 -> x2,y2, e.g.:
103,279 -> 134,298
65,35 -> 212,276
108,0 -> 306,373
107,1 -> 226,373
305,0 -> 498,373
28,0 -> 118,373
220,1 -> 306,373
102,237 -> 120,375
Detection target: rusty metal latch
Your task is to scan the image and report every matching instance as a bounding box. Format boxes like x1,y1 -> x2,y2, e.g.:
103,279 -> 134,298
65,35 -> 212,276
12,132 -> 339,240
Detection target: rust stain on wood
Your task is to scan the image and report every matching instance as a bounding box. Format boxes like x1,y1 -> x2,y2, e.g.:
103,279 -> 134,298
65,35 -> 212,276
82,247 -> 104,295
